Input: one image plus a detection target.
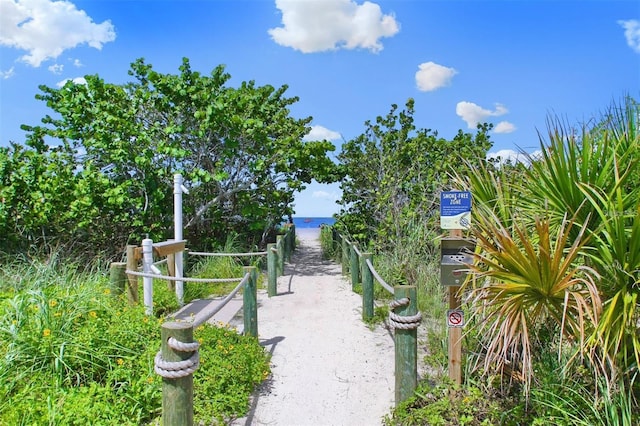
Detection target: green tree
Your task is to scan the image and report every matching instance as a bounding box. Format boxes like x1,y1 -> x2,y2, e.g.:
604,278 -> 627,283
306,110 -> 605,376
4,58 -> 339,256
337,98 -> 492,250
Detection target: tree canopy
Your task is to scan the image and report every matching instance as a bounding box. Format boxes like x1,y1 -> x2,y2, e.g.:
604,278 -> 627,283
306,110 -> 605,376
1,58 -> 340,257
336,98 -> 493,249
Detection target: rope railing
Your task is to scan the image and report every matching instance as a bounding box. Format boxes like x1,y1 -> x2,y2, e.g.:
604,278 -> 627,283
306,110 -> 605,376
328,226 -> 422,406
366,259 -> 395,295
125,269 -> 243,283
188,250 -> 268,257
189,272 -> 250,328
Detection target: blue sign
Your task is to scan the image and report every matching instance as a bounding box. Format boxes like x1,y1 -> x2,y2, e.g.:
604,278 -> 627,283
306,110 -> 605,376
440,191 -> 472,229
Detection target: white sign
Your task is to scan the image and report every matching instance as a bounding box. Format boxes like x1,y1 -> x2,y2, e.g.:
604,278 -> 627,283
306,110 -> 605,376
447,309 -> 465,328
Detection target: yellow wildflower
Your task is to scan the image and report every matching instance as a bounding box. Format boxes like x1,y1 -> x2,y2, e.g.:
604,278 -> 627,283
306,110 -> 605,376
89,311 -> 97,318
49,300 -> 57,308
146,377 -> 154,384
43,329 -> 51,337
116,358 -> 124,366
103,288 -> 111,295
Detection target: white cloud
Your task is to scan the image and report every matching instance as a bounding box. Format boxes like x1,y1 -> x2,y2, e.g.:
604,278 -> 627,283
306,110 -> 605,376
1,66 -> 16,79
48,63 -> 63,74
493,121 -> 516,134
72,58 -> 83,67
415,61 -> 457,92
312,190 -> 339,201
487,149 -> 542,166
618,19 -> 640,53
56,76 -> 86,87
268,0 -> 399,53
0,0 -> 116,67
456,101 -> 509,129
303,125 -> 342,141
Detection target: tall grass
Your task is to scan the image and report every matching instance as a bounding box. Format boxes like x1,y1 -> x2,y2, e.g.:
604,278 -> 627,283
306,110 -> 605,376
0,249 -> 270,424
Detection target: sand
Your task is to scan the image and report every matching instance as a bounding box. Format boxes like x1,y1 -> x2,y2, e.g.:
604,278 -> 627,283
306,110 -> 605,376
230,228 -> 396,426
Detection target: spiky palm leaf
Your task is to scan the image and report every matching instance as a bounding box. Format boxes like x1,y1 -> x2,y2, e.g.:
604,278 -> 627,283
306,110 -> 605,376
464,207 -> 600,395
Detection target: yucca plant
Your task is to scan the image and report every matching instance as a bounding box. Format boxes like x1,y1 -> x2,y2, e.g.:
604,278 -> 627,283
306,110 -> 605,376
524,98 -> 639,393
454,158 -> 527,230
463,207 -> 601,395
581,183 -> 640,387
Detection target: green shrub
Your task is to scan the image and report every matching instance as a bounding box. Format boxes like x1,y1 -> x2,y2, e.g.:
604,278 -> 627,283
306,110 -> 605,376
0,256 -> 270,424
384,382 -> 506,425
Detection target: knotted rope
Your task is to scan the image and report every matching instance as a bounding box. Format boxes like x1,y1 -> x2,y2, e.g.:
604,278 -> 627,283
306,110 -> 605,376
388,298 -> 422,330
154,337 -> 201,379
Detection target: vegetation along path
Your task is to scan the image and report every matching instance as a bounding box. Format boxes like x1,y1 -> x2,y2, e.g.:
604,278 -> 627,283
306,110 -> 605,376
230,229 -> 395,426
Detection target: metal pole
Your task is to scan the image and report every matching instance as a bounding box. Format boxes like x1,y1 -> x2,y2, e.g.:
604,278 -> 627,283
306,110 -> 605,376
142,238 -> 154,316
174,174 -> 188,305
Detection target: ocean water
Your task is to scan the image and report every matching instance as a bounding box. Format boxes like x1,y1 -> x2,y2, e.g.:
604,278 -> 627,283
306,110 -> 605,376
291,217 -> 336,229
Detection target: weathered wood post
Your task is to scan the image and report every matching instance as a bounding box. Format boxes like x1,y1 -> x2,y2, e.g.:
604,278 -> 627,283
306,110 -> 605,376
341,236 -> 349,275
276,235 -> 284,276
160,321 -> 196,426
449,228 -> 463,385
267,243 -> 277,297
361,253 -> 374,321
243,266 -> 258,337
350,243 -> 359,291
126,245 -> 139,304
290,224 -> 296,250
167,252 -> 176,291
393,285 -> 418,404
283,225 -> 291,262
109,262 -> 127,296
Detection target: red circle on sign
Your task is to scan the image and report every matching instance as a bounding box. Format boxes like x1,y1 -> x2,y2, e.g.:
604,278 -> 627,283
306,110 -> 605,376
449,311 -> 462,325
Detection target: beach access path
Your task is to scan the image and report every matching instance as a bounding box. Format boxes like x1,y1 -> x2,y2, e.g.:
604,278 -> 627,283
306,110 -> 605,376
228,228 -> 396,426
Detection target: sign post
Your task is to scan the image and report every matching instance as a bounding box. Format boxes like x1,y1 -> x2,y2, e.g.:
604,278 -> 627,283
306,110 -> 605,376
440,191 -> 472,385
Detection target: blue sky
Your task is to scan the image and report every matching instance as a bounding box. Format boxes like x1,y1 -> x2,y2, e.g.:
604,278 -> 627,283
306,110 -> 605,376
1,0 -> 639,217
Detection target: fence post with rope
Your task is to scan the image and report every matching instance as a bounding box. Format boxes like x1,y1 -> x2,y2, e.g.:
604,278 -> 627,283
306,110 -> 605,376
361,253 -> 373,321
267,243 -> 277,297
276,235 -> 284,276
349,241 -> 360,291
243,266 -> 258,337
341,236 -> 349,275
157,321 -> 199,426
390,285 -> 420,404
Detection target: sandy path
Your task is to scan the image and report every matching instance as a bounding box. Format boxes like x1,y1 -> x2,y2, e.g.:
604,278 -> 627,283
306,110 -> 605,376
230,229 -> 396,426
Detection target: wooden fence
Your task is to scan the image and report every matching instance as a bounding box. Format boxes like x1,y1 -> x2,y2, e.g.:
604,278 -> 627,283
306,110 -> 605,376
109,224 -> 296,426
327,226 -> 422,404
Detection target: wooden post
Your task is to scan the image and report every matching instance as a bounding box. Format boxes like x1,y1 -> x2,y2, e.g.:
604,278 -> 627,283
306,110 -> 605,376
350,243 -> 359,291
161,321 -> 194,426
126,245 -> 139,304
361,253 -> 374,321
276,235 -> 284,276
283,226 -> 291,262
290,224 -> 296,250
449,229 -> 463,385
243,266 -> 258,338
267,243 -> 277,297
394,285 -> 418,404
167,253 -> 176,291
109,262 -> 127,296
341,237 -> 349,275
